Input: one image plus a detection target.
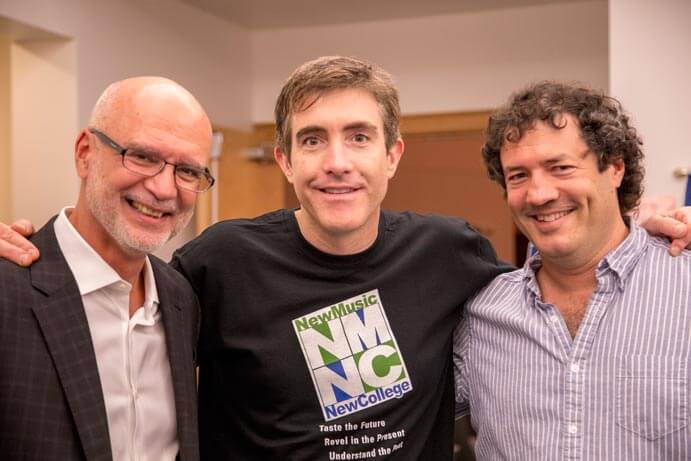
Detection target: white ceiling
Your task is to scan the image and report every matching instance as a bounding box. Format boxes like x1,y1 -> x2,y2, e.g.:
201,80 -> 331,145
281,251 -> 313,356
181,0 -> 588,30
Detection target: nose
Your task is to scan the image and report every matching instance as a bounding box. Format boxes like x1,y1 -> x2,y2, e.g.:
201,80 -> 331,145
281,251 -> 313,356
525,172 -> 559,206
322,140 -> 352,175
144,164 -> 178,200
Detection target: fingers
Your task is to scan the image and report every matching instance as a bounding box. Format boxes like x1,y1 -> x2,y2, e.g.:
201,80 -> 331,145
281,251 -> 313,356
664,207 -> 691,225
641,214 -> 687,238
664,208 -> 691,256
0,221 -> 40,266
10,219 -> 35,237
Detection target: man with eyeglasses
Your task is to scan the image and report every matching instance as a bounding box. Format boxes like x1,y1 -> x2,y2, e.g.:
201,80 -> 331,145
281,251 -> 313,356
0,76 -> 210,460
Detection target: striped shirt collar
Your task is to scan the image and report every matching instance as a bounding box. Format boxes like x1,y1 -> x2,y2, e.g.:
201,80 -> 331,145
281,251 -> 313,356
523,219 -> 649,301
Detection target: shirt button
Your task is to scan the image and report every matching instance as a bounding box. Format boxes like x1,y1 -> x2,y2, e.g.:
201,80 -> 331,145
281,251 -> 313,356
568,424 -> 577,434
570,363 -> 580,373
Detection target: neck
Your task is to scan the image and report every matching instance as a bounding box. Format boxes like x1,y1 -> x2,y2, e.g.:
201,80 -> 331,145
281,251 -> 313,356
68,204 -> 146,286
537,260 -> 599,295
294,209 -> 379,256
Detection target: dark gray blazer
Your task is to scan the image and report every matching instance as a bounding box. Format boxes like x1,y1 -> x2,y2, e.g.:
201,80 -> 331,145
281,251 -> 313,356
0,218 -> 200,460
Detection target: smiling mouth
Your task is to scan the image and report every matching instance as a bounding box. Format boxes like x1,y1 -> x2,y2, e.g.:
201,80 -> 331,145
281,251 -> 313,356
126,199 -> 171,218
532,210 -> 572,222
319,187 -> 359,194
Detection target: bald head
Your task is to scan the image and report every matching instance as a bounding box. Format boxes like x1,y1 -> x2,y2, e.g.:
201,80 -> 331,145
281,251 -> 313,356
89,76 -> 212,140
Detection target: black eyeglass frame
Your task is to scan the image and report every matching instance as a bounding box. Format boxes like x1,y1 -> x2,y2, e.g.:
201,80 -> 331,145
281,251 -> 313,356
88,128 -> 215,192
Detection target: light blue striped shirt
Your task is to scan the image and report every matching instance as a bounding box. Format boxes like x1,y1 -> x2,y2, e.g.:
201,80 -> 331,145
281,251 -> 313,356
454,222 -> 690,460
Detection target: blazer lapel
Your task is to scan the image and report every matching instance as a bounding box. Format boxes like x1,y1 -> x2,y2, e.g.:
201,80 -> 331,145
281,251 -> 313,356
154,260 -> 198,461
30,220 -> 112,461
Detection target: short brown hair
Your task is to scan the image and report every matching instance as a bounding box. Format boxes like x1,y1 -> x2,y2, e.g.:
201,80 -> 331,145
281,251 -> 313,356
275,56 -> 401,156
482,81 -> 644,214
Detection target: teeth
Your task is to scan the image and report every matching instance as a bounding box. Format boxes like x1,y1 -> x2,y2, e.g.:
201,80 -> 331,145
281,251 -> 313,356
131,201 -> 165,218
323,188 -> 354,194
535,211 -> 570,222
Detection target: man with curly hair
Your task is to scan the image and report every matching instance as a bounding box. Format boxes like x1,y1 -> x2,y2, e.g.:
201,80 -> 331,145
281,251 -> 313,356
454,81 -> 690,459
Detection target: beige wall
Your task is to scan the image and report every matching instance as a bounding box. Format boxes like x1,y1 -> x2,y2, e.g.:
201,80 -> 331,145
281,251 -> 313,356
0,0 -> 253,236
0,0 -> 252,129
0,33 -> 9,222
10,38 -> 78,224
250,0 -> 608,122
609,0 -> 691,206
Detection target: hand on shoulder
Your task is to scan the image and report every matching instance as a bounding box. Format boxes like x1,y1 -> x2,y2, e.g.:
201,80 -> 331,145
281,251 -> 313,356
0,219 -> 39,266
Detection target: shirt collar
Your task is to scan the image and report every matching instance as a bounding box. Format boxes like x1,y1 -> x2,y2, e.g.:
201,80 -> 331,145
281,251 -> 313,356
595,219 -> 648,290
53,207 -> 159,308
521,218 -> 648,299
522,255 -> 542,301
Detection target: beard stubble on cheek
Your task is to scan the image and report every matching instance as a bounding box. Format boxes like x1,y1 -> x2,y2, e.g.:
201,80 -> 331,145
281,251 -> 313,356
83,165 -> 193,255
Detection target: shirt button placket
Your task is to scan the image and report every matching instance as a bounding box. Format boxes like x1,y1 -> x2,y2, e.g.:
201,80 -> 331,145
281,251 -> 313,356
564,359 -> 583,460
127,320 -> 139,461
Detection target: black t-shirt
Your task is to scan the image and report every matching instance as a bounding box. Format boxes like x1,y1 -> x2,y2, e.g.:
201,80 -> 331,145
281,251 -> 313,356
172,209 -> 510,460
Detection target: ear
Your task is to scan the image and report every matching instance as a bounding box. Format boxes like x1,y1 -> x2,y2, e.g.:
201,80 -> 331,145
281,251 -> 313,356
274,146 -> 294,183
74,130 -> 92,179
610,157 -> 625,188
385,138 -> 404,179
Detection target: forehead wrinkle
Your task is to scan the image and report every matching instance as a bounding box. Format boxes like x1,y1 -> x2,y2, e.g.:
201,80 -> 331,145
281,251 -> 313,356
343,121 -> 378,132
501,148 -> 584,173
540,148 -> 591,165
541,153 -> 570,165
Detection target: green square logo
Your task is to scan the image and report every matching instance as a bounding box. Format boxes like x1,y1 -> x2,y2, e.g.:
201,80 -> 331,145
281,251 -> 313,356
293,289 -> 413,421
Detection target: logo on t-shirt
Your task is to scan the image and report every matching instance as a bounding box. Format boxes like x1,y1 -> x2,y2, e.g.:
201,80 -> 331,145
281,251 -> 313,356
293,289 -> 413,421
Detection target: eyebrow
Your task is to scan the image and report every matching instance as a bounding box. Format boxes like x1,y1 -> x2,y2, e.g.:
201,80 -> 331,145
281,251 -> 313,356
126,142 -> 206,170
503,164 -> 524,174
295,126 -> 326,140
502,152 -> 576,174
541,148 -> 591,165
294,121 -> 379,140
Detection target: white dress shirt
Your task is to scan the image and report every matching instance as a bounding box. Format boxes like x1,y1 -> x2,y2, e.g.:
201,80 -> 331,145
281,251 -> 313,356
54,208 -> 179,461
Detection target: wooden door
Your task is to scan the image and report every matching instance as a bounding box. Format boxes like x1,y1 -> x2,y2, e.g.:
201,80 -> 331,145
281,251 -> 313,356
385,114 -> 517,264
196,125 -> 286,234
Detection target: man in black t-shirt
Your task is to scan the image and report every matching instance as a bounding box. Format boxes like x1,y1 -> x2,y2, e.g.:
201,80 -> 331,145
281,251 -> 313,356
172,56 -> 510,459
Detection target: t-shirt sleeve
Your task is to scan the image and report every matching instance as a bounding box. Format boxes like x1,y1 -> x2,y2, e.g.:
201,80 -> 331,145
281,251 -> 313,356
169,224 -> 221,298
170,241 -> 200,295
455,220 -> 515,297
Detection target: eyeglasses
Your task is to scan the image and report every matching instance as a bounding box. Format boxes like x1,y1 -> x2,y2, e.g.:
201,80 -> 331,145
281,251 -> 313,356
88,128 -> 215,192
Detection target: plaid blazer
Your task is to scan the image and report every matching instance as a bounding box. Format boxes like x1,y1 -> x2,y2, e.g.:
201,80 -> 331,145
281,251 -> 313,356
0,218 -> 200,460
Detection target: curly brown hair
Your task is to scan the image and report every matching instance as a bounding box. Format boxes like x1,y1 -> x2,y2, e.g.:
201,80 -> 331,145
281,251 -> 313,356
482,81 -> 644,214
274,56 -> 401,158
